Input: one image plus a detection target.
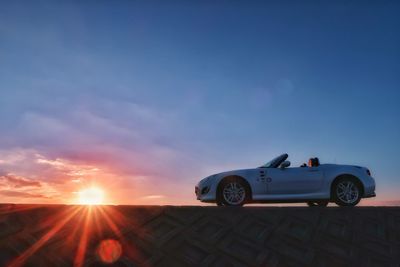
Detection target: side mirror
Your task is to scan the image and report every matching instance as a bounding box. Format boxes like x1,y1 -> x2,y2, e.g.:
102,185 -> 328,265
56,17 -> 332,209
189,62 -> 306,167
280,161 -> 291,169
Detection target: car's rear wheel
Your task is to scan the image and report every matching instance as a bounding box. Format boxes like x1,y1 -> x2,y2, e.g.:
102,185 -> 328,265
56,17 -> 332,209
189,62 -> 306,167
307,201 -> 329,207
218,178 -> 248,206
333,178 -> 361,206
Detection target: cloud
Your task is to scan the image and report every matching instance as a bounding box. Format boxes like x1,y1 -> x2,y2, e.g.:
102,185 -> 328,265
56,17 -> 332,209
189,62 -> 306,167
0,95 -> 204,204
0,147 -> 176,204
8,100 -> 197,181
0,190 -> 49,198
0,174 -> 41,188
140,195 -> 165,199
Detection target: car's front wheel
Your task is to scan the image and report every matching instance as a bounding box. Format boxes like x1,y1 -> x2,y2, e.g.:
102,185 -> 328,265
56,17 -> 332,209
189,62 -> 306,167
217,178 -> 248,206
333,178 -> 362,207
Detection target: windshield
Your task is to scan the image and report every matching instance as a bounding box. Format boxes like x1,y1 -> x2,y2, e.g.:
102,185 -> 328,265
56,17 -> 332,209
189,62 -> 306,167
259,153 -> 288,168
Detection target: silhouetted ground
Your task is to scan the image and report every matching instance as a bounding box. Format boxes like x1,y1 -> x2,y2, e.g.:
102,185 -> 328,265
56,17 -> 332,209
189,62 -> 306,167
0,205 -> 399,266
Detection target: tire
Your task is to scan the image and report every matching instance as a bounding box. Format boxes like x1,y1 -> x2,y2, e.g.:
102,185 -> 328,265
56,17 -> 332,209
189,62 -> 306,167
333,177 -> 362,207
217,178 -> 249,206
307,201 -> 329,207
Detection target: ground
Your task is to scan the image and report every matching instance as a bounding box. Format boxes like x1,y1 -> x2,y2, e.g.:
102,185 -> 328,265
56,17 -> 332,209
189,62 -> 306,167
0,205 -> 399,266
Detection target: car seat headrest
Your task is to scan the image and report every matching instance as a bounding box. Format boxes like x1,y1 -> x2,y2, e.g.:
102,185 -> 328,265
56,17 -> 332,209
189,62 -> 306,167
308,157 -> 320,167
313,157 -> 320,167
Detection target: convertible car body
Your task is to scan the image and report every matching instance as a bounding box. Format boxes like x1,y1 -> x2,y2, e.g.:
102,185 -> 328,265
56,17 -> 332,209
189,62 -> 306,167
195,154 -> 376,206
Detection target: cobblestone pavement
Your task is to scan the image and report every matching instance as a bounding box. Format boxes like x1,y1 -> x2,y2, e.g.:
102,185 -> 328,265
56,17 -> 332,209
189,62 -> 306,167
0,205 -> 399,267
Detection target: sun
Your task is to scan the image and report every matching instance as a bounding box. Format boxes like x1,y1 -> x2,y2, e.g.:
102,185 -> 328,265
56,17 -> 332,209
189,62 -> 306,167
78,187 -> 105,205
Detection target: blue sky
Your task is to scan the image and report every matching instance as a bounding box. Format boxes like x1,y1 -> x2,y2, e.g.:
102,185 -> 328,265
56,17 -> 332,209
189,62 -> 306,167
0,1 -> 399,204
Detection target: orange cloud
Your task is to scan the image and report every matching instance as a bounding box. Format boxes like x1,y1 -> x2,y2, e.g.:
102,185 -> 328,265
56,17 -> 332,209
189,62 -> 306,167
0,174 -> 42,188
0,190 -> 48,198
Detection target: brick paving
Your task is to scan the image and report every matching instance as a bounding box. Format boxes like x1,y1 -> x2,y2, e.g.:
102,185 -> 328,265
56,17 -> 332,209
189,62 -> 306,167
0,205 -> 399,266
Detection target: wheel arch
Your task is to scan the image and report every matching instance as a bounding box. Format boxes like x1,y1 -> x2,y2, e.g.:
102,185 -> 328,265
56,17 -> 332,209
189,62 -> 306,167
330,174 -> 365,199
216,175 -> 253,202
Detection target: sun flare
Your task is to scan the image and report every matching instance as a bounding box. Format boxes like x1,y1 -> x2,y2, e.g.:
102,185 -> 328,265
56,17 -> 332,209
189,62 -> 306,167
78,187 -> 105,205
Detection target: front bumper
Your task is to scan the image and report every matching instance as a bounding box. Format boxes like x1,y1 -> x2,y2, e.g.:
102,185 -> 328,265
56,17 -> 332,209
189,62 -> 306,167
195,181 -> 216,202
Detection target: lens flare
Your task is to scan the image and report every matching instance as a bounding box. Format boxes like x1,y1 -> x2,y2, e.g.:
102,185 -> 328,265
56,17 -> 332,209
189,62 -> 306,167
97,239 -> 122,264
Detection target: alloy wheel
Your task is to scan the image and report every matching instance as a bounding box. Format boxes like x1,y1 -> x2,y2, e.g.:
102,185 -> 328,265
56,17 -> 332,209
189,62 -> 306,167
336,180 -> 359,204
222,182 -> 246,205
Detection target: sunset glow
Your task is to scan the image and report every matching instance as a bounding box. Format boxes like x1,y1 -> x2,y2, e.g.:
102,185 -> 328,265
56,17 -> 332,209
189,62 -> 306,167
78,187 -> 104,205
0,1 -> 399,207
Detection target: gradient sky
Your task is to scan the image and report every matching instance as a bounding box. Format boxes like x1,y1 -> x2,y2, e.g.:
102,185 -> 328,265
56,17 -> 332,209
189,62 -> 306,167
0,1 -> 399,205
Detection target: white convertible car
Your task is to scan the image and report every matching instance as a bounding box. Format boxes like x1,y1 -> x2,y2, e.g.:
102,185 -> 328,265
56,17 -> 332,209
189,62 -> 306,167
195,154 -> 376,206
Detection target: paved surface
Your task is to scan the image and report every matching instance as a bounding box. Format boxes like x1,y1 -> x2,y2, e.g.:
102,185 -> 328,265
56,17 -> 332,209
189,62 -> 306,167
0,205 -> 400,267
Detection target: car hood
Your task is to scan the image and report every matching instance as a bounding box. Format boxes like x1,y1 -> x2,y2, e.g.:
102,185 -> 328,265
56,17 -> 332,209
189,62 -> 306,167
199,168 -> 254,183
212,168 -> 256,177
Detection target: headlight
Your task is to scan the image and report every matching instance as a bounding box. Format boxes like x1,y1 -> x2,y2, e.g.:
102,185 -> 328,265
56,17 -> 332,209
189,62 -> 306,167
201,186 -> 210,195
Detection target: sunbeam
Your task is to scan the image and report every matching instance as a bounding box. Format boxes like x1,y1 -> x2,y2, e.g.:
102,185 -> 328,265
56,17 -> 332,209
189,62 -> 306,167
73,207 -> 91,267
98,206 -> 149,264
8,206 -> 82,267
6,205 -> 146,266
97,206 -> 123,238
0,204 -> 43,216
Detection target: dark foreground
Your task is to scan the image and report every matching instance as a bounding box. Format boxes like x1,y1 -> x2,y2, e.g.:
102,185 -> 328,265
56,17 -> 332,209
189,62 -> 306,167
0,205 -> 399,267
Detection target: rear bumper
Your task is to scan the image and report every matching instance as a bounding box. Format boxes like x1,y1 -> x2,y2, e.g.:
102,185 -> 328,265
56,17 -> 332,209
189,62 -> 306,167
362,175 -> 376,198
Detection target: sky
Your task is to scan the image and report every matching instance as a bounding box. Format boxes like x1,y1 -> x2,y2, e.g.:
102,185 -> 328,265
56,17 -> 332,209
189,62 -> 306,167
0,0 -> 399,205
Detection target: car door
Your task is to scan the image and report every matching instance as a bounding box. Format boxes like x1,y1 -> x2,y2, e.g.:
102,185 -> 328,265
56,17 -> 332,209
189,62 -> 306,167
266,167 -> 324,195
